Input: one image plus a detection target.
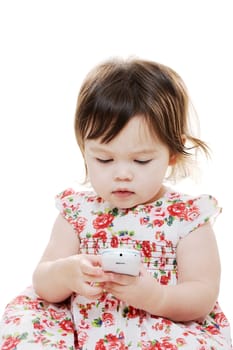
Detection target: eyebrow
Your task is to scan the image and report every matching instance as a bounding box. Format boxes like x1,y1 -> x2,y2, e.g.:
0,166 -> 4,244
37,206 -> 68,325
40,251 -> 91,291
87,145 -> 157,155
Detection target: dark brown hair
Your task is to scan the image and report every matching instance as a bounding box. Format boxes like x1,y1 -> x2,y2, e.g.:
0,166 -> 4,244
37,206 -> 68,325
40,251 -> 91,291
74,57 -> 209,182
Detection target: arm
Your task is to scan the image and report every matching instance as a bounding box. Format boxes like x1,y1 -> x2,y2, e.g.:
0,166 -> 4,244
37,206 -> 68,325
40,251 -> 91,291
158,222 -> 221,321
104,223 -> 221,322
32,214 -> 106,303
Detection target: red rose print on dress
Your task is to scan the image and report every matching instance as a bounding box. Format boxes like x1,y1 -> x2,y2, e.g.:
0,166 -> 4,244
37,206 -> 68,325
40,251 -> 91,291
105,297 -> 120,311
142,240 -> 152,258
77,331 -> 89,348
60,188 -> 75,199
93,213 -> 114,229
160,273 -> 171,285
102,312 -> 115,326
59,319 -> 74,333
74,216 -> 87,234
110,235 -> 119,248
213,312 -> 230,328
167,202 -> 200,221
93,230 -> 107,243
167,202 -> 186,217
95,332 -> 126,350
1,336 -> 21,350
49,308 -> 67,320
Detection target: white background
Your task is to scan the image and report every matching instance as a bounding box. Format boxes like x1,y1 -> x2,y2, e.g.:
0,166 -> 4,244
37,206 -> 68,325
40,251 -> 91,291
0,0 -> 232,334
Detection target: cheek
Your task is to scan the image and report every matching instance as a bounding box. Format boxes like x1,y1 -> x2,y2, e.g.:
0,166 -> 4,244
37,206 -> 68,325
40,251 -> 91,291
144,162 -> 168,183
88,165 -> 109,185
86,161 -> 98,176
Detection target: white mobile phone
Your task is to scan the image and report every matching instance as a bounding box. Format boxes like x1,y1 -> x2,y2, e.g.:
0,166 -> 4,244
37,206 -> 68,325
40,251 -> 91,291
101,248 -> 141,276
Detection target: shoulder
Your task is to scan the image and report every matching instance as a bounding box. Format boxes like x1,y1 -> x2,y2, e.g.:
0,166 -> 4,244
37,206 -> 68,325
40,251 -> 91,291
55,188 -> 104,216
55,188 -> 106,234
56,187 -> 103,203
164,190 -> 221,237
165,190 -> 220,212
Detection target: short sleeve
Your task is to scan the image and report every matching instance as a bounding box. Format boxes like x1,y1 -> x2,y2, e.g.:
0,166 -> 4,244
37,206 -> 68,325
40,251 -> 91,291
179,194 -> 222,239
55,188 -> 85,234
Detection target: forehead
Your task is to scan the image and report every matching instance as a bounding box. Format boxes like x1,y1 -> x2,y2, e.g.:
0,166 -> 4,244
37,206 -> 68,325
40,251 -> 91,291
85,116 -> 162,151
122,116 -> 158,140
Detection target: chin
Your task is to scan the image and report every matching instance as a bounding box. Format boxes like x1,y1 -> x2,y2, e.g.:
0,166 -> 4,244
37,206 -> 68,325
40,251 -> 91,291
112,199 -> 139,209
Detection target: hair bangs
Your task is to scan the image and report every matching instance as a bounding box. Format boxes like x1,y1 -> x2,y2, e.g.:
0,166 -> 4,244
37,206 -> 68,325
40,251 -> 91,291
83,82 -> 144,144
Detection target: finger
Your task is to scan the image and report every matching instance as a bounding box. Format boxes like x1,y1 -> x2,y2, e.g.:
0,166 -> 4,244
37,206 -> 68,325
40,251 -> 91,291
104,282 -> 114,290
86,254 -> 103,266
83,282 -> 104,296
81,258 -> 103,276
104,281 -> 123,292
108,273 -> 136,285
86,293 -> 103,300
139,264 -> 147,275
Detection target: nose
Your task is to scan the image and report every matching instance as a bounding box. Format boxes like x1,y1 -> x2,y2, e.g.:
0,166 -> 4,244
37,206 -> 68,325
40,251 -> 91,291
113,166 -> 133,182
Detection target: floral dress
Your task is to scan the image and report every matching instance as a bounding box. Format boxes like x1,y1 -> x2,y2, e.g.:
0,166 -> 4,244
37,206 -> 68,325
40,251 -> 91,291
0,188 -> 232,350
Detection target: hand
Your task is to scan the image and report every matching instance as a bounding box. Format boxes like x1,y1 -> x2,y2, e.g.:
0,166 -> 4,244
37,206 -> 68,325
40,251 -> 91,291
103,265 -> 159,310
64,254 -> 108,300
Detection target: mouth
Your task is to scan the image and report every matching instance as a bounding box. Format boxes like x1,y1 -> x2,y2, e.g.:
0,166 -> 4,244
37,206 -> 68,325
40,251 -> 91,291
112,190 -> 135,198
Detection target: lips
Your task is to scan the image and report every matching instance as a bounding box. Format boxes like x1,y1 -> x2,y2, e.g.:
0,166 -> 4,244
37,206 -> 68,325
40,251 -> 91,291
112,190 -> 134,197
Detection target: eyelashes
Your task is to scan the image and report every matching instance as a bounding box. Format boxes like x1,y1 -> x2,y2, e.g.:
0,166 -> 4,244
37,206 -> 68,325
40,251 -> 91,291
96,158 -> 113,163
96,158 -> 152,164
134,160 -> 151,164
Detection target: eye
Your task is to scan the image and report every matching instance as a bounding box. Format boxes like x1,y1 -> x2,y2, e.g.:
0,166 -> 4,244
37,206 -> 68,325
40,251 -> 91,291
134,159 -> 152,164
96,158 -> 113,163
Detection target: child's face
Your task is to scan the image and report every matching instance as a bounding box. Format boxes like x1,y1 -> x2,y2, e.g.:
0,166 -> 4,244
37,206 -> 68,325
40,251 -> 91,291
84,115 -> 174,208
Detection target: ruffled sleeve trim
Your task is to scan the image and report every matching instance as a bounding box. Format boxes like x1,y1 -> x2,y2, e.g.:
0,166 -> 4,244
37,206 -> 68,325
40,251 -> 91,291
55,188 -> 87,234
178,194 -> 222,239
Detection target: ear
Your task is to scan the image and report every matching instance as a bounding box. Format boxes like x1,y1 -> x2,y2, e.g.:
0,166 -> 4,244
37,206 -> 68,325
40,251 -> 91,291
169,154 -> 177,166
168,134 -> 186,166
181,134 -> 187,145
